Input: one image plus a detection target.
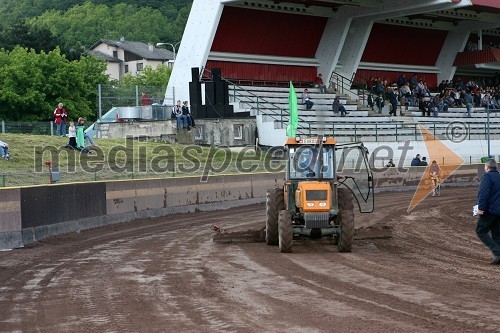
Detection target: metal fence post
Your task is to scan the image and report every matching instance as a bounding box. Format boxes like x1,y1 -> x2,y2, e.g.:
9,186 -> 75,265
1,120 -> 4,134
50,121 -> 54,136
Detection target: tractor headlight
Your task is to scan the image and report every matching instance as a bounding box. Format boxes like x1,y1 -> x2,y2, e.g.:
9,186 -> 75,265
306,202 -> 315,207
319,202 -> 327,207
295,136 -> 301,142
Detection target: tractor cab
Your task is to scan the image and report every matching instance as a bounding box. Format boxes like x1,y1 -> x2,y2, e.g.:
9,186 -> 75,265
285,136 -> 374,214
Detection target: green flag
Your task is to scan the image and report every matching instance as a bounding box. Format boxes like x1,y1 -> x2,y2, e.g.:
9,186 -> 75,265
286,81 -> 298,138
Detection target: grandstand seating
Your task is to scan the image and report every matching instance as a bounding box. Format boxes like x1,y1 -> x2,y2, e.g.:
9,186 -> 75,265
230,84 -> 500,142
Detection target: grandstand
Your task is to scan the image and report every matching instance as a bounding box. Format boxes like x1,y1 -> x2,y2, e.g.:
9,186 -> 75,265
165,0 -> 500,149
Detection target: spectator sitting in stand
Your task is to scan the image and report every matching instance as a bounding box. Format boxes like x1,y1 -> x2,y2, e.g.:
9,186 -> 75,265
314,74 -> 327,94
172,100 -> 187,129
422,81 -> 431,97
182,101 -> 195,131
400,82 -> 413,106
443,92 -> 455,109
0,139 -> 10,160
411,154 -> 421,166
332,96 -> 347,116
386,159 -> 395,167
302,89 -> 314,110
420,157 -> 428,166
419,98 -> 431,117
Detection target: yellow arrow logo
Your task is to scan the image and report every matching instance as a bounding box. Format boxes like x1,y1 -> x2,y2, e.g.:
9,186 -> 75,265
408,125 -> 464,212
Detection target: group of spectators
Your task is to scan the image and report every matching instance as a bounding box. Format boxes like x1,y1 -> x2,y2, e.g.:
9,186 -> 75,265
171,100 -> 195,131
54,102 -> 98,154
365,74 -> 433,116
364,72 -> 500,117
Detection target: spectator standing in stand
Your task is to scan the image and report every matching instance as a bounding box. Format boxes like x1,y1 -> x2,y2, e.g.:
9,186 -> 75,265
387,86 -> 398,116
397,74 -> 406,88
314,74 -> 327,94
465,91 -> 474,117
53,103 -> 68,137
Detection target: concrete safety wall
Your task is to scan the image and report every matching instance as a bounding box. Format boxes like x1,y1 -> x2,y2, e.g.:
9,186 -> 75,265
0,164 -> 482,249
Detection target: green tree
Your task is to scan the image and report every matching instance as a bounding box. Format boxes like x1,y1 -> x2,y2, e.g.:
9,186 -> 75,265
0,46 -> 108,121
0,21 -> 62,54
121,65 -> 171,87
30,2 -> 176,51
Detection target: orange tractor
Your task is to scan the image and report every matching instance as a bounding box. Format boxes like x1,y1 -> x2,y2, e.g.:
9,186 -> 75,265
266,136 -> 374,252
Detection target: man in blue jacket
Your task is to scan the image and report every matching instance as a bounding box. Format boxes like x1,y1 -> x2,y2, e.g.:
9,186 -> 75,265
476,158 -> 500,265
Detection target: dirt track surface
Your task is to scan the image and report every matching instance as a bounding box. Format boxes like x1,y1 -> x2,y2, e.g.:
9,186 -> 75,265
1,187 -> 500,332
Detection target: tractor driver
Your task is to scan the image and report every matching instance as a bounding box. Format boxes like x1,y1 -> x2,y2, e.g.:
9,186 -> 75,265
297,147 -> 318,178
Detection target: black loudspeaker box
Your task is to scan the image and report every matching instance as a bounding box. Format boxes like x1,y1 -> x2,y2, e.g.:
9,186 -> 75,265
189,81 -> 202,107
191,67 -> 200,81
191,105 -> 207,119
204,82 -> 216,107
211,68 -> 221,81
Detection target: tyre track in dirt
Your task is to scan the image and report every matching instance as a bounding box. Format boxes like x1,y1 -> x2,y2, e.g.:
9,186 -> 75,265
1,188 -> 500,332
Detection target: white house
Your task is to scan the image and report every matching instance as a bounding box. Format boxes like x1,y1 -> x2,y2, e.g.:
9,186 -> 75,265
88,37 -> 174,81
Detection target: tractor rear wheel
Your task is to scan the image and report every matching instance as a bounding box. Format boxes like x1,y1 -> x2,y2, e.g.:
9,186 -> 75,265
266,188 -> 284,245
337,187 -> 355,252
278,210 -> 293,253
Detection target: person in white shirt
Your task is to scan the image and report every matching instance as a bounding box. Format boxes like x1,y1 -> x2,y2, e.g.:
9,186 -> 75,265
0,140 -> 10,160
67,121 -> 77,148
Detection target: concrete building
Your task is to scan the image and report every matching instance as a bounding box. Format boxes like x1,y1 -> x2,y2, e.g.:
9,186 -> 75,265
89,37 -> 174,81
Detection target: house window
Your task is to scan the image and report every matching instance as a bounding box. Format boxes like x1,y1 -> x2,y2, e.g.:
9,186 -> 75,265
124,65 -> 129,73
234,124 -> 244,140
113,51 -> 118,58
137,63 -> 143,72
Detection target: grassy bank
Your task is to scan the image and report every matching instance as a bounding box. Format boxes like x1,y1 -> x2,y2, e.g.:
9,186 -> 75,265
0,134 -> 283,187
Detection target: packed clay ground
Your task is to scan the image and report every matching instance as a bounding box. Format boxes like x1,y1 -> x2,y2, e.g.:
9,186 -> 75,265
1,187 -> 500,332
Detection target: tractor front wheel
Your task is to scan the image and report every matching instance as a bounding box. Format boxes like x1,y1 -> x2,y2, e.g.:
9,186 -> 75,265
278,210 -> 293,253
